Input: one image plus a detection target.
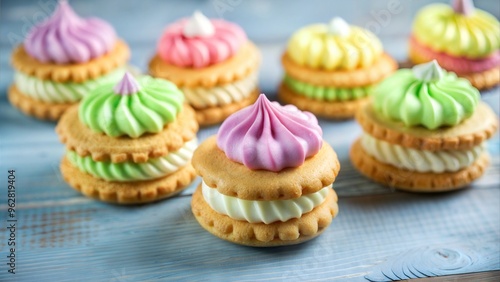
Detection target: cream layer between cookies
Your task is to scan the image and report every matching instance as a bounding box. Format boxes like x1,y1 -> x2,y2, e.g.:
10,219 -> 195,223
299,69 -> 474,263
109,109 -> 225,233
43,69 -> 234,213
67,138 -> 197,182
202,181 -> 330,224
181,71 -> 257,109
361,134 -> 485,173
14,68 -> 126,103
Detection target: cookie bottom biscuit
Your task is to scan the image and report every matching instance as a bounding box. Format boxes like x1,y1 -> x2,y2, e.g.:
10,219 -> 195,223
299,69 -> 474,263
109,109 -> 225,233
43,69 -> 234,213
195,89 -> 259,126
350,139 -> 490,192
8,85 -> 73,121
278,83 -> 369,119
61,157 -> 196,204
191,185 -> 338,247
408,47 -> 500,90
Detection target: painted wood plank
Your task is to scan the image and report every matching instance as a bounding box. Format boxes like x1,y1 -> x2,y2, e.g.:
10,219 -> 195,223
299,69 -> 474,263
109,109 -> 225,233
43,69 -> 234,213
410,270 -> 500,282
0,187 -> 498,281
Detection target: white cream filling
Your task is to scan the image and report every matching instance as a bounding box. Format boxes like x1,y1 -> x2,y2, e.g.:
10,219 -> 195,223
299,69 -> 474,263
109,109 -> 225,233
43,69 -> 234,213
14,68 -> 125,103
202,181 -> 330,224
360,134 -> 485,173
181,71 -> 257,109
68,138 -> 197,182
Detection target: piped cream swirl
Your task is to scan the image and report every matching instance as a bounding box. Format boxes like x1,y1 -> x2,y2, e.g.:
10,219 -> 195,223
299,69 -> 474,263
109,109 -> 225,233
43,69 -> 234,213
287,22 -> 383,70
412,3 -> 500,58
217,94 -> 322,171
79,75 -> 184,138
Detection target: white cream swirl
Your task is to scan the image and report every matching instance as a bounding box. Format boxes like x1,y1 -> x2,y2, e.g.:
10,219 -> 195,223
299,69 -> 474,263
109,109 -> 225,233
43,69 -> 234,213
68,138 -> 197,182
183,11 -> 215,38
361,134 -> 484,173
202,181 -> 330,224
14,68 -> 125,103
181,72 -> 257,109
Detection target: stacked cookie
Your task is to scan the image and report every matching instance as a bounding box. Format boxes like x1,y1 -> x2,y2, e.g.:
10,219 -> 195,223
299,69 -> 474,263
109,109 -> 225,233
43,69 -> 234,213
191,94 -> 340,246
279,17 -> 397,119
350,61 -> 498,192
409,0 -> 500,90
9,0 -> 129,120
149,11 -> 261,126
56,73 -> 199,204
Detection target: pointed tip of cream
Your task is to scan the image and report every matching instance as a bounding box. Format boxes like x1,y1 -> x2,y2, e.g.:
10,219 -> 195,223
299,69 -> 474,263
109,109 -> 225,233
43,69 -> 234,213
183,10 -> 215,38
328,17 -> 350,37
114,72 -> 140,95
412,60 -> 444,82
452,0 -> 475,16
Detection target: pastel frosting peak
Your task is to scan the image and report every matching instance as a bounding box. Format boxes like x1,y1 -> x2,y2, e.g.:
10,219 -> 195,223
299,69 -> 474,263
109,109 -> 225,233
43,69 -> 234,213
113,72 -> 140,95
327,17 -> 351,37
452,0 -> 474,15
24,0 -> 116,64
412,60 -> 443,82
183,11 -> 215,38
157,14 -> 247,68
412,2 -> 500,58
79,75 -> 184,138
217,94 -> 323,172
373,61 -> 480,130
287,21 -> 383,70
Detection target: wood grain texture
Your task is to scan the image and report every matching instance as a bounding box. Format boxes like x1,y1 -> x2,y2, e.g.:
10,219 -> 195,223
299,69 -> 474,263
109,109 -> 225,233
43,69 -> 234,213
0,0 -> 499,281
411,270 -> 500,281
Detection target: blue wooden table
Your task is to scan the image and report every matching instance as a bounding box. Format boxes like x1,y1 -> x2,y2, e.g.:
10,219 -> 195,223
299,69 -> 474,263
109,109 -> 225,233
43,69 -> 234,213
1,1 -> 499,281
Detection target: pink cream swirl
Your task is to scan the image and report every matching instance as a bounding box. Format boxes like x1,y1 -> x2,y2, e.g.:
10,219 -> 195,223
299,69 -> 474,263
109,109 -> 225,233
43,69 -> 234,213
24,0 -> 116,64
157,18 -> 247,68
217,94 -> 323,172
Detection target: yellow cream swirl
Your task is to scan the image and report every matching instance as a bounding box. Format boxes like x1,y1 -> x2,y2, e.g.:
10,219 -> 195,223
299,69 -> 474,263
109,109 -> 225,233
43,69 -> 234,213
287,21 -> 383,70
413,4 -> 500,58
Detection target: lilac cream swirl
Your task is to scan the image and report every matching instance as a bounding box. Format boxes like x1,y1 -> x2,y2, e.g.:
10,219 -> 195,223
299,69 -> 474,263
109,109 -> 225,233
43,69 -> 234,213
217,94 -> 323,172
24,0 -> 116,64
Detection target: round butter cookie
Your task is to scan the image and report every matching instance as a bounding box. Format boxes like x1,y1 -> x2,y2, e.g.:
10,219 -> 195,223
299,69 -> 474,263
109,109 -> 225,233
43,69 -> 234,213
149,12 -> 261,126
278,17 -> 397,118
191,94 -> 340,246
57,72 -> 199,204
8,1 -> 130,120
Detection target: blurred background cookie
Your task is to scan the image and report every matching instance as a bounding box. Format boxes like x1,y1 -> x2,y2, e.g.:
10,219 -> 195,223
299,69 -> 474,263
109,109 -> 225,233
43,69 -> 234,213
351,61 -> 498,192
8,0 -> 130,120
149,11 -> 261,126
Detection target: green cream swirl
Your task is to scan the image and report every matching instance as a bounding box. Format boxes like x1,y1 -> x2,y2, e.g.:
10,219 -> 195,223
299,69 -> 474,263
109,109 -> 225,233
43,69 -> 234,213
14,68 -> 125,103
67,138 -> 197,181
413,4 -> 500,58
284,75 -> 371,101
372,69 -> 480,130
79,76 -> 184,138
